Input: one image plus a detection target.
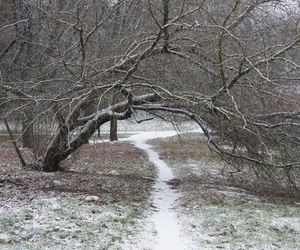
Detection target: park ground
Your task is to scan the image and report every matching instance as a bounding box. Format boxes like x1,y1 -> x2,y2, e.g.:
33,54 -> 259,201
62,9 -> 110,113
0,131 -> 299,249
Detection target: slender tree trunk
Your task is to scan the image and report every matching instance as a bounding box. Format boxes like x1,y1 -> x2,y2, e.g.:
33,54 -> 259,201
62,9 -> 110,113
97,127 -> 101,138
110,116 -> 118,141
22,115 -> 34,149
3,118 -> 26,167
110,94 -> 118,141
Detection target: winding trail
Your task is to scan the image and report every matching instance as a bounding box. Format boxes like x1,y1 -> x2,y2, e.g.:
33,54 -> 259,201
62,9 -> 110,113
127,131 -> 189,250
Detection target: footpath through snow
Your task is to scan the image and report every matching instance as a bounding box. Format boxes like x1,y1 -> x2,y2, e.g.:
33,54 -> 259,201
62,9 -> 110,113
125,131 -> 191,250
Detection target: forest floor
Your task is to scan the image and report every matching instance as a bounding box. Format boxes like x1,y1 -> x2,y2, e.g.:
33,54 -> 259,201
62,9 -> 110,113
0,131 -> 300,249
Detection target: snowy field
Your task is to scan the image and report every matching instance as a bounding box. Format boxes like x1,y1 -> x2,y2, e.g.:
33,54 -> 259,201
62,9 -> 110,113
151,134 -> 300,250
0,127 -> 299,249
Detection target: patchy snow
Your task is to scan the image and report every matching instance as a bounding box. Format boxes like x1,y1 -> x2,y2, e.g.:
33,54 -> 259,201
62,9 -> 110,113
127,130 -> 180,141
3,129 -> 299,249
99,118 -> 200,133
90,130 -> 181,144
84,195 -> 100,202
151,133 -> 300,250
0,195 -> 145,249
122,212 -> 157,250
89,127 -> 203,144
271,217 -> 300,233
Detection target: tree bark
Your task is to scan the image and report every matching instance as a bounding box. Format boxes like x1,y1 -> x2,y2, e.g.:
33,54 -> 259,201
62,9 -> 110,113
110,94 -> 118,141
3,118 -> 26,167
43,156 -> 62,172
22,116 -> 34,149
40,93 -> 159,172
110,117 -> 118,141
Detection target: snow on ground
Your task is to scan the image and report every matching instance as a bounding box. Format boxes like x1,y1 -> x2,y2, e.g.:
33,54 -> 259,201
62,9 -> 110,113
151,133 -> 300,250
99,118 -> 200,132
1,127 -> 300,249
271,217 -> 300,234
0,194 -> 145,249
126,131 -> 190,250
0,141 -> 155,249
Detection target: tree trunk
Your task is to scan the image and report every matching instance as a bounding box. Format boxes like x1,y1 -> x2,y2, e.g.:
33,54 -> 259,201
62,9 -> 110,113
110,94 -> 118,141
38,93 -> 158,172
97,127 -> 101,138
42,154 -> 63,172
110,116 -> 118,141
3,118 -> 26,167
41,122 -> 69,172
22,117 -> 34,149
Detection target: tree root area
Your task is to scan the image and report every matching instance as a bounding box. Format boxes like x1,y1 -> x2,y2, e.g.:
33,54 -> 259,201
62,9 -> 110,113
0,142 -> 156,203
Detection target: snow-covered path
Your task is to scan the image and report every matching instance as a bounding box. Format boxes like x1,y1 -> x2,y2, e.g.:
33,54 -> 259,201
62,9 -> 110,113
126,131 -> 190,250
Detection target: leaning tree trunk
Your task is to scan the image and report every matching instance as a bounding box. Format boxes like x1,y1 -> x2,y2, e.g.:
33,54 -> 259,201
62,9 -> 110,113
38,93 -> 159,172
41,124 -> 68,172
41,111 -> 113,172
42,155 -> 63,172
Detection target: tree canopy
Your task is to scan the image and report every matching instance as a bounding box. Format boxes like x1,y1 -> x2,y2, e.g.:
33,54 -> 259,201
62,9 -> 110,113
1,0 -> 300,189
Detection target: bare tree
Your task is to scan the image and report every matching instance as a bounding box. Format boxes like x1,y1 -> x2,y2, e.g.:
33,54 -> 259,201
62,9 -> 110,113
0,0 -> 300,192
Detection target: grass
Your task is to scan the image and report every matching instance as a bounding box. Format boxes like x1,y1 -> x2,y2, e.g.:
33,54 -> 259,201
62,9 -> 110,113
151,132 -> 300,250
150,132 -> 219,161
67,142 -> 155,178
0,141 -> 156,249
177,202 -> 300,249
2,130 -> 299,249
0,195 -> 148,249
